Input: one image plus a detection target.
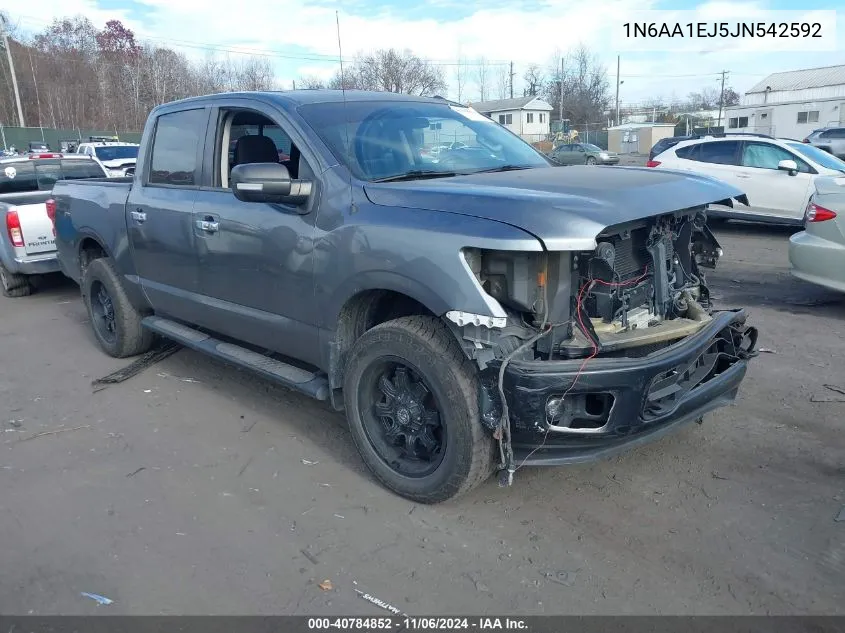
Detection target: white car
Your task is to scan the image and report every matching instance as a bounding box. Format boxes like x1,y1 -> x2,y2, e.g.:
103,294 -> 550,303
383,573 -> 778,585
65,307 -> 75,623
649,134 -> 845,224
76,141 -> 139,178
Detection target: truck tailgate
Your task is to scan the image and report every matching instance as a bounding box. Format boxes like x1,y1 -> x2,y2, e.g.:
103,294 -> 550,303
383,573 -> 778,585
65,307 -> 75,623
14,201 -> 55,255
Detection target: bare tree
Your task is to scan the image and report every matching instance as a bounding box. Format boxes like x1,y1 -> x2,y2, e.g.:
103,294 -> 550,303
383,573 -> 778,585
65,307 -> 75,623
722,87 -> 740,106
495,64 -> 509,100
328,49 -> 445,96
298,75 -> 326,89
0,14 -> 277,132
522,64 -> 544,97
474,57 -> 490,102
453,56 -> 468,103
543,44 -> 610,125
687,86 -> 721,110
233,57 -> 275,91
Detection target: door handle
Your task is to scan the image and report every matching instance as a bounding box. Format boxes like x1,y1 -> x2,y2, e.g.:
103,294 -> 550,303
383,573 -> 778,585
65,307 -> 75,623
196,219 -> 219,233
130,210 -> 147,223
735,174 -> 751,179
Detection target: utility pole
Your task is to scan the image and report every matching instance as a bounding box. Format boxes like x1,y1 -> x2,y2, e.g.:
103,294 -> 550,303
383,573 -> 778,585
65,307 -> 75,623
1,15 -> 26,127
717,69 -> 728,129
615,55 -> 620,126
558,56 -> 564,133
509,61 -> 514,99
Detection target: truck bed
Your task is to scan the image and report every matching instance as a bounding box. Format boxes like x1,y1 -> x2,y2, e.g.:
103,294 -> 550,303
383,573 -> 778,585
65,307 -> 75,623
53,178 -> 133,284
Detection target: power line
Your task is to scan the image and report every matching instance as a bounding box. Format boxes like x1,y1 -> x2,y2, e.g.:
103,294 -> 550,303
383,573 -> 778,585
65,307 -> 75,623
8,12 -> 513,66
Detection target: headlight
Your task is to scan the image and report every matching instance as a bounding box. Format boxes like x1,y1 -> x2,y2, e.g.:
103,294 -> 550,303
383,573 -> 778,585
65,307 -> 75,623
463,248 -> 546,315
599,152 -> 609,159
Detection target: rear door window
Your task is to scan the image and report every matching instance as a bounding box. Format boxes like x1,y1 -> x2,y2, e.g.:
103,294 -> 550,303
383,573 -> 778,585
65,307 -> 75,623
696,141 -> 740,165
674,144 -> 699,160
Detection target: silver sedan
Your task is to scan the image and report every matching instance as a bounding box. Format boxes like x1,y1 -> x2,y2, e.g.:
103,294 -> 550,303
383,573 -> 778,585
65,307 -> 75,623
789,176 -> 845,292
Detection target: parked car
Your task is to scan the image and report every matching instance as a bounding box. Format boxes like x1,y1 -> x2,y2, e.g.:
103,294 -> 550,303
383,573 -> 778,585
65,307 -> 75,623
550,143 -> 619,165
51,90 -> 757,503
803,126 -> 845,159
788,176 -> 845,292
649,133 -> 845,224
27,141 -> 51,153
648,133 -> 778,163
1,154 -> 106,297
76,141 -> 140,178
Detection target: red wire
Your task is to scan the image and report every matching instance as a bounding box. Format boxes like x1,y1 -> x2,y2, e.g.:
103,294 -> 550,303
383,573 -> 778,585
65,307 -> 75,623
516,264 -> 651,470
568,264 -> 651,399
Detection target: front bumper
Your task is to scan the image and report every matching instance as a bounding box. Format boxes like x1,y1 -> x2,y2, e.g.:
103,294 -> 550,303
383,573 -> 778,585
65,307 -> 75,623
599,156 -> 620,164
500,310 -> 757,466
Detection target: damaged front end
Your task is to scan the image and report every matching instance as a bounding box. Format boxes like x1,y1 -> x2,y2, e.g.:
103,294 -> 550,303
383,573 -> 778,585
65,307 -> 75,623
446,205 -> 758,473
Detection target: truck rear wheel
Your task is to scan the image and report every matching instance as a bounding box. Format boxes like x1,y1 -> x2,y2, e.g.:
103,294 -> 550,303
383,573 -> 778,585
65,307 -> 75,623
0,263 -> 33,298
343,316 -> 496,503
82,257 -> 153,358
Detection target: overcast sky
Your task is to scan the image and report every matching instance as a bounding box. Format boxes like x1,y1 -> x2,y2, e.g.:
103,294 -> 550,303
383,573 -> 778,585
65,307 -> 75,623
1,0 -> 842,109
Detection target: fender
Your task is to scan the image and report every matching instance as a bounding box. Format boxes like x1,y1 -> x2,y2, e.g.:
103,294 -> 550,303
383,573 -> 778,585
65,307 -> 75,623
325,270 -> 451,327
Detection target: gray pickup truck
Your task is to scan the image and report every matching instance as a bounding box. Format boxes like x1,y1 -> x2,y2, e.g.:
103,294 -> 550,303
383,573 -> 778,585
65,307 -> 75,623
51,90 -> 758,503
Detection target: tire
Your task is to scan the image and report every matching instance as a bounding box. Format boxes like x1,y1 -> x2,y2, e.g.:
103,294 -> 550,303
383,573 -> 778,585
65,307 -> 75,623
586,156 -> 597,165
81,257 -> 154,358
0,262 -> 32,298
343,316 -> 496,503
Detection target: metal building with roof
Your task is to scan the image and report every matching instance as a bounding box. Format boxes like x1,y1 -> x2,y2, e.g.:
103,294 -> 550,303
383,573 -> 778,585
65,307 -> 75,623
724,64 -> 845,139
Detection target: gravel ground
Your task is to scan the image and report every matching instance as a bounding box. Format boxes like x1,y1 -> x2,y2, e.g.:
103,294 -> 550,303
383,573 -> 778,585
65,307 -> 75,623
1,222 -> 843,615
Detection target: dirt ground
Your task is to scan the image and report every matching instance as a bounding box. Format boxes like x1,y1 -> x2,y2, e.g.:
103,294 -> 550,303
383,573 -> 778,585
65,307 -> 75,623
1,222 -> 843,615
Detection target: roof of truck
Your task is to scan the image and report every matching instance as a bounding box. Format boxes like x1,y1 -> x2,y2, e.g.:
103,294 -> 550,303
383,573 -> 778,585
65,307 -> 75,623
162,90 -> 456,109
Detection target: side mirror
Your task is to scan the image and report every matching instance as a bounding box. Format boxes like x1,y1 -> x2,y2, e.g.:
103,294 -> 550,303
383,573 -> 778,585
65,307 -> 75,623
230,162 -> 313,206
777,159 -> 798,175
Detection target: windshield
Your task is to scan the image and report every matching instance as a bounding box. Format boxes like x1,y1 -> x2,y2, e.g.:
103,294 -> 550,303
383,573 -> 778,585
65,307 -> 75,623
786,142 -> 845,172
297,100 -> 551,181
583,143 -> 603,152
95,146 -> 139,161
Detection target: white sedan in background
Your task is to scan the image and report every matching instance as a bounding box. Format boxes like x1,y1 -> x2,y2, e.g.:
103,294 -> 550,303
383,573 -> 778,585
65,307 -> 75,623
648,134 -> 845,224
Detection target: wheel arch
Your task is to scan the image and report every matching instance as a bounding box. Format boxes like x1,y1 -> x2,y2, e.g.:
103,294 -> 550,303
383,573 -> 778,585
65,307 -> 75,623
325,285 -> 443,404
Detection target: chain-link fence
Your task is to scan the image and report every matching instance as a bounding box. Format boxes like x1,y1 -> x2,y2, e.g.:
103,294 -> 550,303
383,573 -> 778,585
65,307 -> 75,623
0,125 -> 142,152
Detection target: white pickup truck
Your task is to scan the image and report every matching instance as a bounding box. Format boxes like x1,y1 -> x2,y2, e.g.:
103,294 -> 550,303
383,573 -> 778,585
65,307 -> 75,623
1,153 -> 106,297
76,141 -> 140,178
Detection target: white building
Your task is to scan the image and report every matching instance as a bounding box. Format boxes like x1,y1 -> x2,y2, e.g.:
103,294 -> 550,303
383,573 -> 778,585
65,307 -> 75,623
724,64 -> 845,139
469,96 -> 553,141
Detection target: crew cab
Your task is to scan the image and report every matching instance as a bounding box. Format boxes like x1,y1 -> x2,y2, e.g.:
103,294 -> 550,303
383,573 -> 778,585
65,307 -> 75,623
52,91 -> 758,503
1,153 -> 106,297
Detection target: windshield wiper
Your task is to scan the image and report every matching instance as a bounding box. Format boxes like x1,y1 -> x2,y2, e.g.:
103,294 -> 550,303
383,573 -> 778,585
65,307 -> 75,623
372,170 -> 459,183
469,165 -> 534,174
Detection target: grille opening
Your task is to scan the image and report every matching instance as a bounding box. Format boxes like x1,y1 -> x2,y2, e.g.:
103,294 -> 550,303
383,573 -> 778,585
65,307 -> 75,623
547,392 -> 615,431
642,330 -> 740,421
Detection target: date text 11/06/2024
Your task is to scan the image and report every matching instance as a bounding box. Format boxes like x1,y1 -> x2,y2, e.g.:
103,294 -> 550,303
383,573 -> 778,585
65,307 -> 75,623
307,617 -> 529,630
623,22 -> 822,38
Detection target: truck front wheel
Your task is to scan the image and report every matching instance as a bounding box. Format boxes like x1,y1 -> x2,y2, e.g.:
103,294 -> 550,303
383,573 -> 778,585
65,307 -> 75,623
81,257 -> 153,358
343,316 -> 496,503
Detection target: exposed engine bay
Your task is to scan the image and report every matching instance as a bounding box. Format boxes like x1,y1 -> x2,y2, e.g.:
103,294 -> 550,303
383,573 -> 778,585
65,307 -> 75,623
453,205 -> 725,366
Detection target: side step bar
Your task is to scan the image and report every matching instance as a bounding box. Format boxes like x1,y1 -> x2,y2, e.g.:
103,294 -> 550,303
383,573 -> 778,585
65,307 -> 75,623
142,316 -> 330,401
